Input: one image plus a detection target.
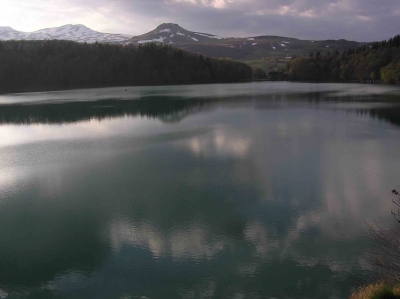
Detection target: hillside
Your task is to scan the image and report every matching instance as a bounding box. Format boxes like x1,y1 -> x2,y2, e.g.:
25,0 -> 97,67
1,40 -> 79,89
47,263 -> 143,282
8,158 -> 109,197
0,23 -> 374,72
0,40 -> 253,94
285,35 -> 400,83
130,23 -> 372,70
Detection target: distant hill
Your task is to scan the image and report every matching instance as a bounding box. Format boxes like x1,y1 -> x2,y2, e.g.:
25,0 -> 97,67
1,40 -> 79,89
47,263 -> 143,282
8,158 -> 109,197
129,23 -> 372,65
0,23 -> 373,71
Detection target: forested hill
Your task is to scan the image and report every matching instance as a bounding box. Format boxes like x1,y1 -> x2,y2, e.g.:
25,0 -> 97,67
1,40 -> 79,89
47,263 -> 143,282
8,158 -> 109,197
285,35 -> 400,84
0,40 -> 254,94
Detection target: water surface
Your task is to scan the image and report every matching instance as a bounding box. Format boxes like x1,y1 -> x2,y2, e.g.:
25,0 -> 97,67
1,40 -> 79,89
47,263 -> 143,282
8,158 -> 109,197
1,82 -> 400,299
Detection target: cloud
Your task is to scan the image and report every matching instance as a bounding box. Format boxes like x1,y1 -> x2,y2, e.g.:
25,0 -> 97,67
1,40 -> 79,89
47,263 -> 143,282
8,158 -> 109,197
184,128 -> 251,158
108,220 -> 227,260
0,0 -> 398,40
170,0 -> 234,9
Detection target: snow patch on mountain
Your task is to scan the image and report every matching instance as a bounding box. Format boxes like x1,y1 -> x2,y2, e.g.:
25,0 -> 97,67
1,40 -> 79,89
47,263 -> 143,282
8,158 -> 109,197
138,36 -> 166,44
194,32 -> 225,39
0,24 -> 132,43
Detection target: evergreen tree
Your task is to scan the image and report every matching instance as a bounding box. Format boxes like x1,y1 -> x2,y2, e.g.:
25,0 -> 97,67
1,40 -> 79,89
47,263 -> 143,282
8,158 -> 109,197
0,40 -> 255,94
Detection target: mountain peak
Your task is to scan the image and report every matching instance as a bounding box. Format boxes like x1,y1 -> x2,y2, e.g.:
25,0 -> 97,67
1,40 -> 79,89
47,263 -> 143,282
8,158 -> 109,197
157,23 -> 182,29
61,24 -> 90,29
131,23 -> 226,44
0,26 -> 16,31
155,23 -> 186,33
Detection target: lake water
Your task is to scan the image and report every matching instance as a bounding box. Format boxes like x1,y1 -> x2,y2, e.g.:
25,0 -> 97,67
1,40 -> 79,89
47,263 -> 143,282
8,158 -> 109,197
1,82 -> 400,299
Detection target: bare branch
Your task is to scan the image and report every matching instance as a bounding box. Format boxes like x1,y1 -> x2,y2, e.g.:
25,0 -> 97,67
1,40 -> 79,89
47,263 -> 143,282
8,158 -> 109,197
364,189 -> 400,281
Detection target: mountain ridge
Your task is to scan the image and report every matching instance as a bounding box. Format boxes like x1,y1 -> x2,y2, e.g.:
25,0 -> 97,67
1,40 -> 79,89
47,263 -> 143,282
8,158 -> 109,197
128,23 -> 371,69
0,23 -> 372,70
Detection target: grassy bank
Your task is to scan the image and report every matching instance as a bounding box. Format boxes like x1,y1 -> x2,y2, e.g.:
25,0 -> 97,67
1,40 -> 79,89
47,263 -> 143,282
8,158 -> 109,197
350,282 -> 400,299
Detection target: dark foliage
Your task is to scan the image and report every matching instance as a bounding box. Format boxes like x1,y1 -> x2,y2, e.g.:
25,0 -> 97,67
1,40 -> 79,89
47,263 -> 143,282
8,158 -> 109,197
285,35 -> 400,84
0,40 -> 253,94
0,97 -> 212,125
252,67 -> 267,79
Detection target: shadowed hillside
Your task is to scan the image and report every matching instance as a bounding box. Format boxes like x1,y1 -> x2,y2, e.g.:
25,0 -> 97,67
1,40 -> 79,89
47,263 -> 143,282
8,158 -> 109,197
0,40 -> 254,94
285,35 -> 400,84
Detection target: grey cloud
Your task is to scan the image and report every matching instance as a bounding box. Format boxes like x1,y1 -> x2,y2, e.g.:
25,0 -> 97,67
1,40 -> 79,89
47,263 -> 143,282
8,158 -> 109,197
11,0 -> 400,41
118,0 -> 399,41
147,0 -> 397,41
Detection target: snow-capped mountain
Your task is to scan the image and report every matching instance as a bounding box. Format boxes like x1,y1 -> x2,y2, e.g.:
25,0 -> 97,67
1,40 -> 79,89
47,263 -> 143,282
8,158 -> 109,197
0,24 -> 132,44
129,23 -> 226,45
0,23 -> 370,63
129,23 -> 370,64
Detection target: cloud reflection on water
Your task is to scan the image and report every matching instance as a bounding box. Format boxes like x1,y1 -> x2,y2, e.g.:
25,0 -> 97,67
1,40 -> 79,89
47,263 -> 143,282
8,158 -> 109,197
187,128 -> 251,158
109,220 -> 226,261
1,84 -> 400,298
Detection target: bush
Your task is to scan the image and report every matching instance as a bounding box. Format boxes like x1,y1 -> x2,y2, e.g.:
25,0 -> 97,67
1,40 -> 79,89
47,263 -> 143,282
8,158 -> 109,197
350,282 -> 400,299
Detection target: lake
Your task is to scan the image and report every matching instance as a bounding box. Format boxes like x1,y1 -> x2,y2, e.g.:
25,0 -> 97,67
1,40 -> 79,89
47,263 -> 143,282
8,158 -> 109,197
1,82 -> 400,299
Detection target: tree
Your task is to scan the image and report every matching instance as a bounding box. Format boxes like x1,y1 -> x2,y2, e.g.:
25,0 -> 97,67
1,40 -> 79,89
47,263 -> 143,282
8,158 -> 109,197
0,40 -> 253,93
252,68 -> 267,79
365,189 -> 400,281
284,34 -> 400,83
381,60 -> 400,84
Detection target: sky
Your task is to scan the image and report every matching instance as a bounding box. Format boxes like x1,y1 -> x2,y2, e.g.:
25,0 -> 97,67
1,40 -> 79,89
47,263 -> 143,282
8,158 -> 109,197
0,0 -> 399,41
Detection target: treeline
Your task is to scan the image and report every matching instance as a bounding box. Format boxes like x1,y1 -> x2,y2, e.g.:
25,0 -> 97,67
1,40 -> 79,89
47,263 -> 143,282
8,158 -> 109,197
285,35 -> 400,84
0,97 -> 211,125
2,95 -> 400,128
0,40 -> 256,94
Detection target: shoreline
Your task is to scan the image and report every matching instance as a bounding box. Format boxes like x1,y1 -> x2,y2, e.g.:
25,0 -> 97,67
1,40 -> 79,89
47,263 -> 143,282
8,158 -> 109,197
1,80 -> 399,97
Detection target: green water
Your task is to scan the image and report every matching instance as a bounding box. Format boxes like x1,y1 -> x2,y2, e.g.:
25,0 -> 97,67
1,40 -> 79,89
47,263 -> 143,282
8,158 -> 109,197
1,82 -> 400,299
